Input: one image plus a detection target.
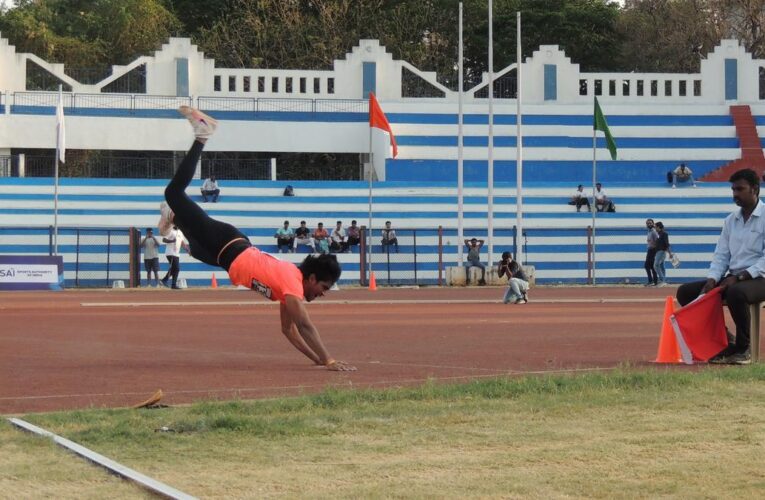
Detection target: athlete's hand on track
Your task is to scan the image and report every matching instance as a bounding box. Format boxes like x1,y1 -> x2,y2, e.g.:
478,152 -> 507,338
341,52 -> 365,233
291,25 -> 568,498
326,360 -> 356,371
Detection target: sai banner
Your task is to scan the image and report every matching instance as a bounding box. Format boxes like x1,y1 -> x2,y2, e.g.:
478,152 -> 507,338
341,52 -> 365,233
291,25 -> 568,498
0,255 -> 64,291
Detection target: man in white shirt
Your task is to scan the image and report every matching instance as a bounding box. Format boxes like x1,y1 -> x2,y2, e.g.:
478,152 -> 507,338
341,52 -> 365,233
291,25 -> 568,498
161,226 -> 189,289
381,221 -> 399,253
140,228 -> 161,287
672,163 -> 697,188
568,184 -> 590,212
593,183 -> 614,212
201,175 -> 220,202
330,221 -> 349,253
676,168 -> 765,364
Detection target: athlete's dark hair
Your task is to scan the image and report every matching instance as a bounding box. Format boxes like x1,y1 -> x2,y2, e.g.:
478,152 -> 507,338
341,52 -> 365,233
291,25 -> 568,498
299,254 -> 342,283
729,168 -> 760,187
501,251 -> 511,261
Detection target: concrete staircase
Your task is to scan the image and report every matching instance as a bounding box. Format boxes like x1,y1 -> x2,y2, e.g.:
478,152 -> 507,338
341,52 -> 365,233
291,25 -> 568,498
701,105 -> 765,181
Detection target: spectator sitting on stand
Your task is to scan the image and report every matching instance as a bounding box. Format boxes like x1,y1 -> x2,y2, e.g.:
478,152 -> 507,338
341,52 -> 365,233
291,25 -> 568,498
464,238 -> 486,285
381,221 -> 399,253
313,222 -> 330,254
346,220 -> 360,252
330,221 -> 349,253
201,175 -> 220,202
294,220 -> 316,253
593,182 -> 615,212
274,220 -> 295,253
670,163 -> 697,188
568,184 -> 591,212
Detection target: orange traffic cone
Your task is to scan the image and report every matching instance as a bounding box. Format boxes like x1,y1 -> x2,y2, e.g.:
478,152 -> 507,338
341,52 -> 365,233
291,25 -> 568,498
369,272 -> 377,291
211,273 -> 218,289
655,295 -> 682,363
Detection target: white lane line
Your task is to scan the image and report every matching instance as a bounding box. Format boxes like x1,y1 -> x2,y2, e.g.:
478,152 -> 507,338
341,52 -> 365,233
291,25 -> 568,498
8,418 -> 197,500
80,298 -> 667,307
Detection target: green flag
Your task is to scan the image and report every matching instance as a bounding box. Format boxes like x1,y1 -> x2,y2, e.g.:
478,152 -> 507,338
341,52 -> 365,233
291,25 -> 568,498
594,97 -> 617,160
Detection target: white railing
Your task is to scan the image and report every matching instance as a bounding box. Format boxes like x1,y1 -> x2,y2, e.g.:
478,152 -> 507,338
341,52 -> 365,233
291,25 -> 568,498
11,92 -> 368,114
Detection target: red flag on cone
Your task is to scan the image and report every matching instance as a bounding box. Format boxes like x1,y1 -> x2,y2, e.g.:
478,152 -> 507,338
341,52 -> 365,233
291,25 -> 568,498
655,296 -> 682,363
369,92 -> 398,158
211,273 -> 218,289
369,271 -> 377,291
670,287 -> 729,364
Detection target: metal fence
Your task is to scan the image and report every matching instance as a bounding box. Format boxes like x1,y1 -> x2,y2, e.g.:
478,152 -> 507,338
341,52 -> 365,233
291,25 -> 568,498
0,226 -> 139,288
12,92 -> 193,112
23,155 -> 176,178
0,156 -> 10,177
202,158 -> 271,180
364,228 -> 429,286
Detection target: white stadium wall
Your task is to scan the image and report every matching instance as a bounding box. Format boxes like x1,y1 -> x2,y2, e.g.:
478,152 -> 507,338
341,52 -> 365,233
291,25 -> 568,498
0,35 -> 762,183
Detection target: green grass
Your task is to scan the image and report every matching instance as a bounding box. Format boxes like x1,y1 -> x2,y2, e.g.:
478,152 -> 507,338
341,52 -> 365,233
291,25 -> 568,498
5,365 -> 765,498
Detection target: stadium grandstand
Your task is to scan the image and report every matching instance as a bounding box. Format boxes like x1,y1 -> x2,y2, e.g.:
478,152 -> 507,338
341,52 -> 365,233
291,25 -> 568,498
0,36 -> 763,287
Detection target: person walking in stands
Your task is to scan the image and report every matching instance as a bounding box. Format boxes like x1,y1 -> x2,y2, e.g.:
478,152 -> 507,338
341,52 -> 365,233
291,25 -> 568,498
158,106 -> 354,371
160,225 -> 188,289
498,251 -> 529,304
464,238 -> 486,285
140,228 -> 161,287
201,175 -> 220,202
676,168 -> 765,365
644,219 -> 659,286
653,222 -> 673,287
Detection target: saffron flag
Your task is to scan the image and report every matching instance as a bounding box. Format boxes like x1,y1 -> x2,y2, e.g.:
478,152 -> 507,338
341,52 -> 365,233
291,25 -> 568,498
56,93 -> 66,164
669,287 -> 729,364
593,97 -> 617,160
369,92 -> 398,158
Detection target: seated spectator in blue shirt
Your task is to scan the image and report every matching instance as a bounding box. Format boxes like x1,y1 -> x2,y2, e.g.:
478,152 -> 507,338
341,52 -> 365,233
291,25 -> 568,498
274,220 -> 295,253
676,168 -> 765,365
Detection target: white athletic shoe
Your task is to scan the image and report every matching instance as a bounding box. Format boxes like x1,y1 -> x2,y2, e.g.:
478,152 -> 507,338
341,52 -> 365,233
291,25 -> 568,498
158,201 -> 174,236
179,106 -> 218,139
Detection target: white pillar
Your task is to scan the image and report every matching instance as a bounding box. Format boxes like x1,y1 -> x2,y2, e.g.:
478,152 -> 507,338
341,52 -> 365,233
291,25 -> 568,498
18,153 -> 25,177
270,157 -> 277,181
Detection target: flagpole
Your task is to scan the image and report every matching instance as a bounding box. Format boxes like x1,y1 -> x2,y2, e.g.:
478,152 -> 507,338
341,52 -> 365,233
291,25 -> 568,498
515,11 -> 523,265
368,96 -> 374,284
487,0 -> 494,267
591,98 -> 597,285
54,84 -> 62,256
457,2 -> 464,264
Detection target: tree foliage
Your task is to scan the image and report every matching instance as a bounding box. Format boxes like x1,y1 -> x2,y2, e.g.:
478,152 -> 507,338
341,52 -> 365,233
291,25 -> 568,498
0,0 -> 181,68
1,0 -> 764,78
196,0 -> 621,86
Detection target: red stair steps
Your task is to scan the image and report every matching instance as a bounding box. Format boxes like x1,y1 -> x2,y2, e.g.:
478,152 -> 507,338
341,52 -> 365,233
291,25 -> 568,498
701,105 -> 765,182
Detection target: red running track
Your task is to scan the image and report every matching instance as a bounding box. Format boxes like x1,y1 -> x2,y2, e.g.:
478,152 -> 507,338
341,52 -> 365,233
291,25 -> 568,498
0,286 -> 738,414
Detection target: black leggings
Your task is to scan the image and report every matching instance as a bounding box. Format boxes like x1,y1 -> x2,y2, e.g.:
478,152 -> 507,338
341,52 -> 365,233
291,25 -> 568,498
164,141 -> 251,270
644,248 -> 658,284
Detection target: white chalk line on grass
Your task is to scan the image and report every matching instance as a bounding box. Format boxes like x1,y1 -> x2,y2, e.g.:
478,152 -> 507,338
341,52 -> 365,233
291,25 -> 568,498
80,298 -> 667,307
0,366 -> 617,405
8,418 -> 197,500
